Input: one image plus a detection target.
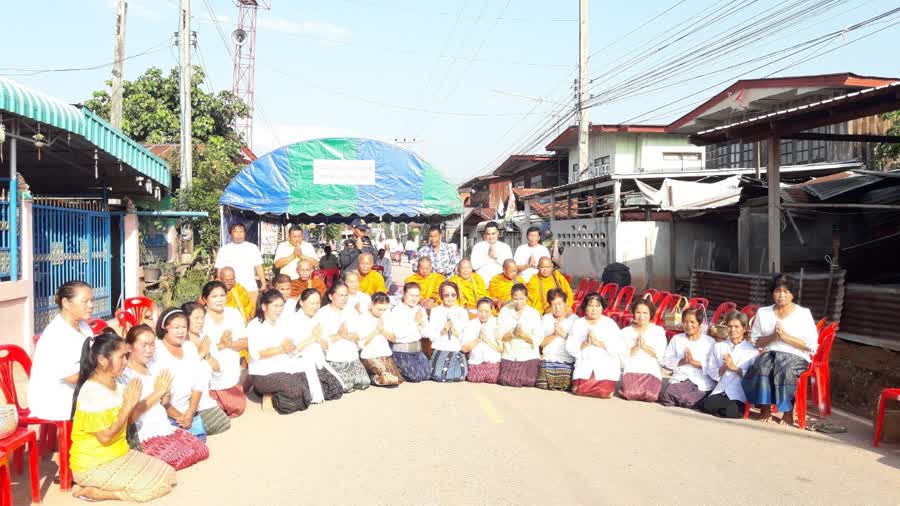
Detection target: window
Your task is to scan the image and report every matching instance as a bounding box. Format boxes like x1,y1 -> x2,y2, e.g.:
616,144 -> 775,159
741,143 -> 753,166
529,174 -> 543,188
780,138 -> 794,166
513,180 -> 525,189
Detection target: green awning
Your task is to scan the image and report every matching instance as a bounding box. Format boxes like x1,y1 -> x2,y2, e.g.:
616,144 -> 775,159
0,77 -> 84,132
81,109 -> 171,189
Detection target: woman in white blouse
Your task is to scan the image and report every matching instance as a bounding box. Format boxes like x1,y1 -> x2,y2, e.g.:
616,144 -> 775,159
536,288 -> 577,391
742,275 -> 819,426
703,311 -> 759,419
424,281 -> 470,382
356,292 -> 404,386
342,271 -> 372,318
285,289 -> 344,403
619,299 -> 668,402
200,281 -> 248,418
565,293 -> 623,398
385,283 -> 432,382
659,307 -> 716,409
318,281 -> 371,393
497,283 -> 543,387
29,281 -> 94,421
462,298 -> 504,383
121,324 -> 209,469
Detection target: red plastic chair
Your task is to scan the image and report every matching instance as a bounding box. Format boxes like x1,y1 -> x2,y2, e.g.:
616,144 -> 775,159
740,304 -> 760,320
815,318 -> 828,335
572,278 -> 598,314
313,268 -> 341,289
649,290 -> 669,308
0,450 -> 9,506
0,344 -> 74,491
653,294 -> 681,325
373,265 -> 384,273
874,388 -> 900,447
687,297 -> 710,310
123,296 -> 154,324
87,318 -> 109,335
563,274 -> 572,284
597,283 -> 618,306
642,288 -> 659,300
115,308 -> 137,332
605,285 -> 636,322
0,428 -> 40,503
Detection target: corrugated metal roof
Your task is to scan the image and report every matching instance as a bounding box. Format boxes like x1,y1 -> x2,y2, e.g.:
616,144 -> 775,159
0,77 -> 83,132
802,172 -> 883,200
81,108 -> 171,189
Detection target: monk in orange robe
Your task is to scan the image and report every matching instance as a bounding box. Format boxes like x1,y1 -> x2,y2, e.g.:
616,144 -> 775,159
448,259 -> 488,311
404,256 -> 445,309
488,259 -> 525,310
290,259 -> 327,298
357,252 -> 387,295
526,256 -> 573,314
218,266 -> 254,322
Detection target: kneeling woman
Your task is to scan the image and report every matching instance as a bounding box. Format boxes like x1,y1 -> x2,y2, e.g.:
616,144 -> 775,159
319,282 -> 371,393
619,299 -> 667,402
201,281 -> 248,418
497,284 -> 543,387
424,281 -> 469,382
285,289 -> 344,403
121,325 -> 209,470
247,289 -> 315,413
462,298 -> 503,383
356,292 -> 404,387
385,283 -> 432,382
565,294 -> 624,398
659,307 -> 716,409
702,311 -> 759,418
537,289 -> 577,391
70,331 -> 176,502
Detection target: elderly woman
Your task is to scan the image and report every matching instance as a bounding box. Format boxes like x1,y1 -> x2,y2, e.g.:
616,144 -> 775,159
496,283 -> 543,387
536,288 -> 577,391
619,299 -> 668,402
742,274 -> 819,426
356,292 -> 404,387
342,271 -> 372,318
659,307 -> 716,409
385,282 -> 432,382
318,281 -> 371,393
565,293 -> 624,398
424,281 -> 470,382
703,311 -> 759,419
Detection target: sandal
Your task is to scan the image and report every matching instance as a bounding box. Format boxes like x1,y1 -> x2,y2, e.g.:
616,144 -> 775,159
810,421 -> 847,434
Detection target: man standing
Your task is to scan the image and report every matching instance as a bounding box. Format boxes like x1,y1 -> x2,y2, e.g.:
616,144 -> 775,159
341,219 -> 377,273
526,257 -> 573,314
417,227 -> 460,277
290,259 -> 327,298
514,226 -> 551,283
404,237 -> 418,264
470,221 -> 512,282
274,225 -> 318,281
215,223 -> 265,304
217,266 -> 254,322
357,252 -> 387,295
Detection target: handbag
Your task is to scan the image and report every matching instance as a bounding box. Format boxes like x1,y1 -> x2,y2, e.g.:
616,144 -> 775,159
663,296 -> 689,330
0,404 -> 18,439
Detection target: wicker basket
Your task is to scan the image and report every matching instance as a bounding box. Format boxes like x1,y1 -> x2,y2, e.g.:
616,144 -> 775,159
0,404 -> 18,439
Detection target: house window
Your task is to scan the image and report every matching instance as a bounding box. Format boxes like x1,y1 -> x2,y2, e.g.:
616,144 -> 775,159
529,174 -> 543,188
513,180 -> 525,189
741,143 -> 753,166
780,139 -> 794,165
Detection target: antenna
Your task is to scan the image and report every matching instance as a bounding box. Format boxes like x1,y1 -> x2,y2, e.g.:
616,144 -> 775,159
232,0 -> 271,150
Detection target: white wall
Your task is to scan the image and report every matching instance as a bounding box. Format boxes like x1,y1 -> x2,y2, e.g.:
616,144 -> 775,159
614,221 -> 673,291
565,132 -> 706,181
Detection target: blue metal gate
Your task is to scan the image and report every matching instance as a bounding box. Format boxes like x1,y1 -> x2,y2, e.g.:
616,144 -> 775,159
33,205 -> 113,332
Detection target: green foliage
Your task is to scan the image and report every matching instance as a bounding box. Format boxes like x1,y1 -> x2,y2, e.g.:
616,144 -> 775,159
875,112 -> 900,169
172,269 -> 210,306
324,224 -> 345,242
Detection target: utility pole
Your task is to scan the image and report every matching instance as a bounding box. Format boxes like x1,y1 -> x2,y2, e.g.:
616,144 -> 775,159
576,0 -> 590,183
110,0 -> 128,129
179,0 -> 193,191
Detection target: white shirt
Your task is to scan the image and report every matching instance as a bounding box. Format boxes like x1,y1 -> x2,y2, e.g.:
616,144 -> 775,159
278,299 -> 298,326
514,244 -> 551,282
274,241 -> 318,280
404,240 -> 417,251
352,313 -> 394,359
215,240 -> 264,291
153,341 -> 217,413
119,365 -> 175,442
497,305 -> 542,361
706,340 -> 759,402
386,303 -> 426,344
343,292 -> 372,319
619,325 -> 668,379
28,315 -> 92,420
247,319 -> 295,376
540,314 -> 577,364
751,305 -> 818,362
461,317 -> 502,365
662,333 -> 717,391
566,316 -> 625,381
317,305 -> 360,363
285,310 -> 328,370
425,305 -> 469,352
204,307 -> 246,390
470,240 -> 513,282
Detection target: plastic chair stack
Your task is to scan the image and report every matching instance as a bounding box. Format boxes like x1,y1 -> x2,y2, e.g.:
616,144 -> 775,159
874,388 -> 900,447
123,296 -> 155,326
0,427 -> 40,503
571,278 -> 598,314
115,308 -> 138,333
605,285 -> 635,325
87,318 -> 109,335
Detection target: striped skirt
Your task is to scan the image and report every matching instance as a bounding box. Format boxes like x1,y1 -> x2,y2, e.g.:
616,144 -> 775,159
72,450 -> 176,503
742,351 -> 808,412
659,380 -> 709,409
498,359 -> 540,388
141,429 -> 209,471
361,356 -> 404,387
327,359 -> 372,393
209,384 -> 247,418
573,375 -> 616,398
393,351 -> 431,383
198,406 -> 231,435
620,373 -> 662,402
535,360 -> 574,391
467,362 -> 500,384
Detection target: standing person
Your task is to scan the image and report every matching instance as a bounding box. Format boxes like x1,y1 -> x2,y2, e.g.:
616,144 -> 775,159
69,331 -> 176,503
290,259 -> 327,298
659,307 -> 716,409
214,223 -> 265,304
488,259 -> 525,309
341,219 -> 377,273
565,294 -> 624,398
121,325 -> 209,470
385,283 -> 431,382
284,289 -> 344,404
404,237 -> 418,265
274,225 -> 318,281
470,221 -> 513,282
496,284 -> 542,387
424,282 -> 469,382
357,252 -> 387,295
217,267 -> 254,323
319,245 -> 341,270
461,298 -> 504,383
742,274 -> 819,426
703,311 -> 759,419
201,282 -> 248,418
619,299 -> 668,402
514,226 -> 551,283
448,259 -> 489,316
417,227 -> 460,277
404,257 -> 445,310
318,282 -> 371,393
536,289 -> 577,391
377,248 -> 393,289
526,257 -> 573,315
356,292 -> 404,387
29,280 -> 94,422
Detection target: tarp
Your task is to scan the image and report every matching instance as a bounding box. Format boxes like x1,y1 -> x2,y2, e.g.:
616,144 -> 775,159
220,137 -> 463,221
635,175 -> 743,211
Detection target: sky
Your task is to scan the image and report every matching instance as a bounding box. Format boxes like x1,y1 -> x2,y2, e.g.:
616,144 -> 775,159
4,0 -> 900,185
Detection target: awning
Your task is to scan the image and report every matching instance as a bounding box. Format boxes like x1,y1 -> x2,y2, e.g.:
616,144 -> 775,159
0,77 -> 83,132
81,109 -> 171,189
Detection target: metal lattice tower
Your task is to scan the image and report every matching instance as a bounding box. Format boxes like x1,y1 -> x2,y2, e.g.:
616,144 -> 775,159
232,0 -> 270,149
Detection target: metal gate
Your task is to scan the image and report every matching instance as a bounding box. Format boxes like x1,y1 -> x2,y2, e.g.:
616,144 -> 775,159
33,205 -> 113,332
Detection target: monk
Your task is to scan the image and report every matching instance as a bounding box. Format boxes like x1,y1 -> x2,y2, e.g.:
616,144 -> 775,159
448,259 -> 488,311
290,259 -> 327,298
404,256 -> 445,309
357,252 -> 387,295
218,266 -> 254,322
488,259 -> 525,310
526,256 -> 573,314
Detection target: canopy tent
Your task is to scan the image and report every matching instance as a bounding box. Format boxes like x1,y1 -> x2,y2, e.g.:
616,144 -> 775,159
220,137 -> 463,223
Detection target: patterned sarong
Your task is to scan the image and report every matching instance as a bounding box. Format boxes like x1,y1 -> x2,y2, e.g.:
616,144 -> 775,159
141,429 -> 209,471
327,359 -> 372,393
620,373 -> 662,402
741,350 -> 808,412
72,450 -> 176,503
572,375 -> 616,398
361,356 -> 404,387
393,351 -> 431,382
535,360 -> 574,391
209,384 -> 247,418
498,359 -> 540,388
467,362 -> 500,384
198,406 -> 231,435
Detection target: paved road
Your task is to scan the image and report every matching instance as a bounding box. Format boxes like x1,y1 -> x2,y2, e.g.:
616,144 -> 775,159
21,381 -> 900,505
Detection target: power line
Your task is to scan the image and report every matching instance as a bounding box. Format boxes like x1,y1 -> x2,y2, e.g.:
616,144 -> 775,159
327,0 -> 577,23
0,42 -> 168,77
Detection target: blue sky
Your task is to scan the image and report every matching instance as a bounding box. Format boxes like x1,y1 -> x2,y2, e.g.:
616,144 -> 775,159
4,0 -> 900,184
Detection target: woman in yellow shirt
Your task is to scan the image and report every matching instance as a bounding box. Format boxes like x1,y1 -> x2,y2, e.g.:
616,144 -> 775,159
69,330 -> 176,502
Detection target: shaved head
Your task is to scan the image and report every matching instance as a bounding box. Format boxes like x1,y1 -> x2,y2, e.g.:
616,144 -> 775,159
218,267 -> 236,290
502,258 -> 518,280
358,253 -> 374,275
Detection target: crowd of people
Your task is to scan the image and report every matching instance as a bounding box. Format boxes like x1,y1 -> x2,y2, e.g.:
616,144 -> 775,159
25,219 -> 819,502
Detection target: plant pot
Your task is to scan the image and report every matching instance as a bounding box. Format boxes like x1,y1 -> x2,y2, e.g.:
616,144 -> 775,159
143,266 -> 162,283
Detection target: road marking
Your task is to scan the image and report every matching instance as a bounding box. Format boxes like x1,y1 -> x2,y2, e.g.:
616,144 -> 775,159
475,392 -> 504,424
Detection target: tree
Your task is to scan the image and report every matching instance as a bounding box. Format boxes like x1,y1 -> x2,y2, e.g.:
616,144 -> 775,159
875,112 -> 900,169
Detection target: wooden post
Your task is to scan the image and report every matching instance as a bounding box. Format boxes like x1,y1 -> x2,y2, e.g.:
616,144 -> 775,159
766,136 -> 781,273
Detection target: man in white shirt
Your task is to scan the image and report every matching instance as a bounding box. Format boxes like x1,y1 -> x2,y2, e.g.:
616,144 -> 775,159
470,221 -> 512,282
404,238 -> 418,264
274,225 -> 318,280
514,226 -> 551,283
215,223 -> 265,303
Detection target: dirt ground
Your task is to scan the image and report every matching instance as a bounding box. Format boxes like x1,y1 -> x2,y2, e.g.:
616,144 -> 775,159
830,339 -> 900,418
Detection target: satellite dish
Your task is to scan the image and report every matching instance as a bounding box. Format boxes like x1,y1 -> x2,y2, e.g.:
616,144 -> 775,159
231,29 -> 248,46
